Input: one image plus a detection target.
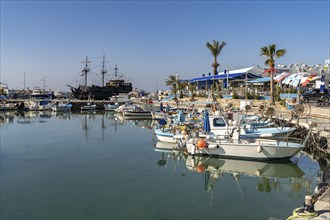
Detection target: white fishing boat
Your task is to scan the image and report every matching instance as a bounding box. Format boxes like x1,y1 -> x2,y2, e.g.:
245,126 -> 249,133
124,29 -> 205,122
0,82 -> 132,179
122,105 -> 152,118
154,113 -> 295,143
104,102 -> 120,111
183,127 -> 310,160
26,99 -> 55,111
0,102 -> 16,111
240,115 -> 274,128
81,103 -> 96,110
154,127 -> 183,143
51,102 -> 72,112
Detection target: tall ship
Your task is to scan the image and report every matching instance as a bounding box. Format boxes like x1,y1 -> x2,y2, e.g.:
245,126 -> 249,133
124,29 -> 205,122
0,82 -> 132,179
68,56 -> 133,100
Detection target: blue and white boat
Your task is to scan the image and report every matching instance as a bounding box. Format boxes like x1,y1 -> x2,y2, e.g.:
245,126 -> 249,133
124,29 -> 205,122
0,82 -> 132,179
240,115 -> 274,128
206,115 -> 296,138
51,102 -> 72,112
154,127 -> 181,143
104,102 -> 120,111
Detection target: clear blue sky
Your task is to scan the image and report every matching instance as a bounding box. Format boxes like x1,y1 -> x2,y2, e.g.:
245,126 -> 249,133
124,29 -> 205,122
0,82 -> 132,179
1,0 -> 329,92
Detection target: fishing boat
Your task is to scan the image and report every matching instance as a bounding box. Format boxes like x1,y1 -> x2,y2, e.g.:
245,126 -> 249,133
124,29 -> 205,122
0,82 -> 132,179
122,105 -> 152,119
51,101 -> 73,112
81,103 -> 96,111
200,114 -> 296,139
154,127 -> 180,143
26,99 -> 55,111
183,127 -> 310,160
0,102 -> 16,111
104,102 -> 121,111
240,115 -> 274,128
68,56 -> 132,100
155,113 -> 295,143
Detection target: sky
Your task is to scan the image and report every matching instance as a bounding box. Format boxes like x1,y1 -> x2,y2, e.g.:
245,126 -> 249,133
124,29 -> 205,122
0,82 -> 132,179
1,0 -> 329,92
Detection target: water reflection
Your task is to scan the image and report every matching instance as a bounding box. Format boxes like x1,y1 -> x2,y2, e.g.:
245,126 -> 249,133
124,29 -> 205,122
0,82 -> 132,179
154,141 -> 186,168
185,156 -> 305,192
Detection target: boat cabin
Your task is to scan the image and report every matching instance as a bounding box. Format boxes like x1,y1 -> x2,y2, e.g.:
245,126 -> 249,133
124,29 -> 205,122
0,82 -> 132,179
208,116 -> 233,137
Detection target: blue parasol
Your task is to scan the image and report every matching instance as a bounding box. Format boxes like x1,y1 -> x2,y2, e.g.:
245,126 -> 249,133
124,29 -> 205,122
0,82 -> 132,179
320,75 -> 325,94
160,102 -> 163,111
203,110 -> 211,133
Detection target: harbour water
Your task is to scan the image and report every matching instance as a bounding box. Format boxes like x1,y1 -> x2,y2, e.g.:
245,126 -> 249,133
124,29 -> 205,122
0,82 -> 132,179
0,111 -> 324,220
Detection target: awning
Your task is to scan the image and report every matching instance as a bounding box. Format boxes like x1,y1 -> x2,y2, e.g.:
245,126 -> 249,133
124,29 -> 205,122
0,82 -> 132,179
190,66 -> 263,82
247,77 -> 270,83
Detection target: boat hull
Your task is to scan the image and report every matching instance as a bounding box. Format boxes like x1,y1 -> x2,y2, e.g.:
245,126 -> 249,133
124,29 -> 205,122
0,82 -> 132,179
81,105 -> 96,110
154,128 -> 177,143
70,84 -> 132,100
123,110 -> 152,118
186,139 -> 304,160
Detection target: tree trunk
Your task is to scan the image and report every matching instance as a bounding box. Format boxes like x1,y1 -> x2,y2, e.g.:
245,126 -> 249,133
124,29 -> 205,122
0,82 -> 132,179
270,69 -> 275,105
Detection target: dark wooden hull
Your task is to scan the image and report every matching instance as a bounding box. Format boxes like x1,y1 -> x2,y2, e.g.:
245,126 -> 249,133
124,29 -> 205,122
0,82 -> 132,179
70,85 -> 132,100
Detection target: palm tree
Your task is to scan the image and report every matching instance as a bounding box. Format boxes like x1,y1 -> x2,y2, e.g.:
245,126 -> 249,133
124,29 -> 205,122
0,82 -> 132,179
206,40 -> 227,76
188,82 -> 196,101
165,75 -> 178,101
260,44 -> 287,105
177,80 -> 188,99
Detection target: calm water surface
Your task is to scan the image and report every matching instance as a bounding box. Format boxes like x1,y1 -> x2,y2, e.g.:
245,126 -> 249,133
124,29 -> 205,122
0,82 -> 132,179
0,111 -> 323,220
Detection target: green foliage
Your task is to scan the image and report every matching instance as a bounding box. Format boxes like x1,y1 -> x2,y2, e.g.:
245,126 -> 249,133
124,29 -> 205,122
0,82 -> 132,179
206,40 -> 227,75
260,44 -> 287,104
215,81 -> 222,98
274,85 -> 281,101
279,99 -> 286,106
165,75 -> 178,100
188,82 -> 196,101
254,92 -> 260,100
246,92 -> 254,100
232,92 -> 239,99
177,81 -> 187,99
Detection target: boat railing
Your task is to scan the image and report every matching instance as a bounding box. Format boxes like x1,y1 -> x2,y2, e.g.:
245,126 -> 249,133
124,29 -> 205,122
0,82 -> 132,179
255,136 -> 305,146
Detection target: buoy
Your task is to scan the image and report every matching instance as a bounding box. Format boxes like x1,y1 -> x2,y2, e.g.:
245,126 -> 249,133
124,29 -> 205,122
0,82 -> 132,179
197,139 -> 207,149
196,164 -> 205,173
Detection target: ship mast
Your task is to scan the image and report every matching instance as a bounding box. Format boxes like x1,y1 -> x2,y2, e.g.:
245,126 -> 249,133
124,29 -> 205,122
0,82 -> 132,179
114,64 -> 118,79
101,54 -> 107,87
81,56 -> 91,87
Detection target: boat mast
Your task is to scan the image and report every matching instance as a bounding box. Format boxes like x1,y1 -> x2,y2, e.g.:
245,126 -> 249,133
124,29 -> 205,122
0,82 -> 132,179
101,54 -> 107,87
114,64 -> 118,79
41,76 -> 46,91
82,56 -> 91,87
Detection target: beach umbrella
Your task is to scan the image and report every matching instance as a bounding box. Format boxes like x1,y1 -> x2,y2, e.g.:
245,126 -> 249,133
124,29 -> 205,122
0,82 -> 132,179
203,110 -> 211,133
320,75 -> 325,93
160,102 -> 163,111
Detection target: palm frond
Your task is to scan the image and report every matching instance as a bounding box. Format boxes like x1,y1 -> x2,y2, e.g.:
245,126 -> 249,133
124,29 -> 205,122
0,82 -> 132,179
275,49 -> 287,58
